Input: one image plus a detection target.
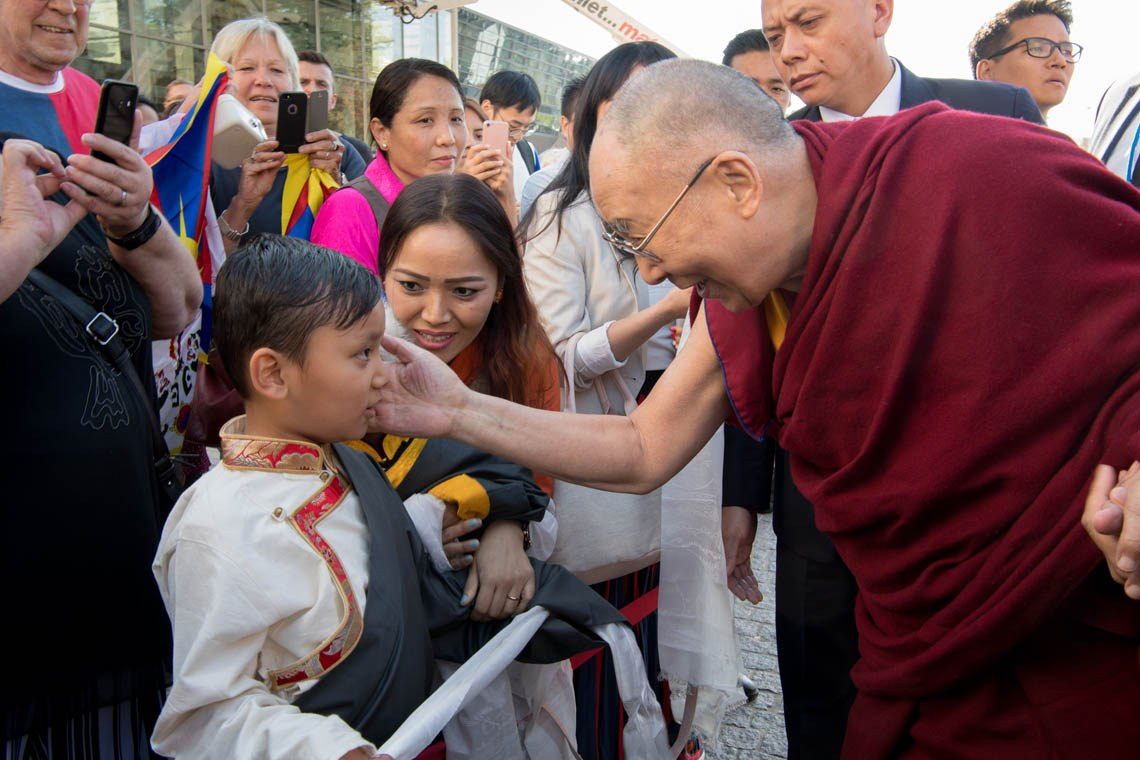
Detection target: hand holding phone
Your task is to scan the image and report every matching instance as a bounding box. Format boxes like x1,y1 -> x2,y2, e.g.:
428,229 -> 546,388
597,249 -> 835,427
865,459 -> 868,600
481,120 -> 510,158
93,80 -> 139,163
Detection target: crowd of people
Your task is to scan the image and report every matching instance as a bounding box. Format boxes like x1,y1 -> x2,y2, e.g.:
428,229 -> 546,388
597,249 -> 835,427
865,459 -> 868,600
2,0 -> 1137,758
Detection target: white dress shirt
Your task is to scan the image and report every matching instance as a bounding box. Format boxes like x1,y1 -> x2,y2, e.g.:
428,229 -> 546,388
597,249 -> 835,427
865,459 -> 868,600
819,58 -> 903,122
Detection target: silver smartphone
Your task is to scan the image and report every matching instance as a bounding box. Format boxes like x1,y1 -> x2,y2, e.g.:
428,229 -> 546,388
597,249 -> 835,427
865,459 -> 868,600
306,89 -> 329,134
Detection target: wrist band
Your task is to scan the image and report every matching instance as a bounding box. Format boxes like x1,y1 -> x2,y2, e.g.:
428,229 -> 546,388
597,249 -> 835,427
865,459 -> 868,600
219,210 -> 250,242
103,205 -> 162,251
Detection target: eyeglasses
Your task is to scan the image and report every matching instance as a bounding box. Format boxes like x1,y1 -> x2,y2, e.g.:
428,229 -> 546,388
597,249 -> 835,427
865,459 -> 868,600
492,110 -> 538,140
988,37 -> 1083,63
507,122 -> 538,139
600,155 -> 715,264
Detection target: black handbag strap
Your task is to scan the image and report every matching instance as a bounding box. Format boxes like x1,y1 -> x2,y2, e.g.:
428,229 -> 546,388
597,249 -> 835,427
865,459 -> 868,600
25,268 -> 182,502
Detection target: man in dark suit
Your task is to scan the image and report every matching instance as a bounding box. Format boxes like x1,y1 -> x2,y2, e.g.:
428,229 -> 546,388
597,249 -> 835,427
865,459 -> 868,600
748,2 -> 1044,758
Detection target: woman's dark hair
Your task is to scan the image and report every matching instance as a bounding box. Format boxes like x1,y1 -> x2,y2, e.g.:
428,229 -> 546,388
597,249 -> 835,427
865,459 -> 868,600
520,41 -> 675,241
379,174 -> 559,408
368,58 -> 463,150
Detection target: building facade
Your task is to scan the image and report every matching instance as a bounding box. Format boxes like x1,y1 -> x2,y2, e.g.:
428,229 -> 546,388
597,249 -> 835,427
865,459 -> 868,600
74,1 -> 592,142
456,8 -> 593,133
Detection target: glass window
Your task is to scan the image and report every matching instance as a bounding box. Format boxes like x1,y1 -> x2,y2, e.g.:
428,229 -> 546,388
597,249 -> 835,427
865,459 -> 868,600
128,38 -> 206,104
365,5 -> 398,82
75,26 -> 131,83
130,0 -> 205,47
318,0 -> 365,78
438,9 -> 453,69
89,0 -> 127,33
333,75 -> 370,144
402,14 -> 438,61
265,0 -> 316,55
206,0 -> 265,45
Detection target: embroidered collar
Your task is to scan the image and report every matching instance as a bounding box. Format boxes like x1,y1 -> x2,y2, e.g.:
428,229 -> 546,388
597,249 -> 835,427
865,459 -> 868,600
220,416 -> 334,474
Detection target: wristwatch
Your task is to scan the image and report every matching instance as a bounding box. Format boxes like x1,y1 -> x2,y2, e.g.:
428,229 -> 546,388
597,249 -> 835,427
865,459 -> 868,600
521,522 -> 532,552
218,210 -> 250,242
103,205 -> 162,251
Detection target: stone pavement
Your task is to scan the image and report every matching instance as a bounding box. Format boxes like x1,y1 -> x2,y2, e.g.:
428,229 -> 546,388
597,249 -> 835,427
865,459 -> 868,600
705,512 -> 787,760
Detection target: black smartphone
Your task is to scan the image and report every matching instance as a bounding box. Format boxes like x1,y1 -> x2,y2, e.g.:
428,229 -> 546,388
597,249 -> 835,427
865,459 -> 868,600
276,91 -> 308,153
306,89 -> 329,135
92,79 -> 139,163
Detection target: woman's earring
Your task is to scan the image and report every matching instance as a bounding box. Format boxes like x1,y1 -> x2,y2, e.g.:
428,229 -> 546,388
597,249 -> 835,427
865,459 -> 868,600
494,289 -> 503,303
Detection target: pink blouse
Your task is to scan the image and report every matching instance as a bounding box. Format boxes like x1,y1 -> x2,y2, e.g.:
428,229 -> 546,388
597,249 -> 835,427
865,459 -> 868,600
311,153 -> 405,275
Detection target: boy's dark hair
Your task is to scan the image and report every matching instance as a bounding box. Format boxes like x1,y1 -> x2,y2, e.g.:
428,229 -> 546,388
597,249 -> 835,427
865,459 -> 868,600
722,29 -> 771,66
297,49 -> 332,68
137,94 -> 158,112
561,77 -> 585,120
480,70 -> 541,114
213,235 -> 382,398
969,0 -> 1073,71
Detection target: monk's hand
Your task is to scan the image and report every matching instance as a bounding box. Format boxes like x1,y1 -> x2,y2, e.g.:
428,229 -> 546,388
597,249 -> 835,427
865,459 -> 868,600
1082,462 -> 1140,599
442,503 -> 482,570
464,521 -> 534,621
722,506 -> 762,604
372,335 -> 472,438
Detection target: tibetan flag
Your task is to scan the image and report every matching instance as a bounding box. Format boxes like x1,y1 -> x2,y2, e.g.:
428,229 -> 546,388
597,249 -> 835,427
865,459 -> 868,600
145,53 -> 228,353
281,153 -> 340,239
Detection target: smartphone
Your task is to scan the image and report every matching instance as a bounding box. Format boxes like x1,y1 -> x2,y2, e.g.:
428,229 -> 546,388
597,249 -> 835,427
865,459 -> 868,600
92,80 -> 139,163
306,89 -> 329,134
482,120 -> 510,157
276,91 -> 308,153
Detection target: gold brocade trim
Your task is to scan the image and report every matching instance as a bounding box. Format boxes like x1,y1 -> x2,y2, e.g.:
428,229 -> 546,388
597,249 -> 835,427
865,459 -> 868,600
763,291 -> 789,350
265,474 -> 364,691
219,416 -> 331,474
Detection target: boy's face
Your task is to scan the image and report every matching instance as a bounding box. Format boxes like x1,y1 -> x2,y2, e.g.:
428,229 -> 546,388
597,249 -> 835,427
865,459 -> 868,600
278,302 -> 387,444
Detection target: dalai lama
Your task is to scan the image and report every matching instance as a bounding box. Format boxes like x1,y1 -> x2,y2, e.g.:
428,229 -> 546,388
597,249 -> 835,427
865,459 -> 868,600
369,60 -> 1140,758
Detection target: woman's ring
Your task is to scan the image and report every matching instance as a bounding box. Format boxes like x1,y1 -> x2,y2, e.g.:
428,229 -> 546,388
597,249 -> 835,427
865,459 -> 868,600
115,189 -> 127,207
506,594 -> 521,602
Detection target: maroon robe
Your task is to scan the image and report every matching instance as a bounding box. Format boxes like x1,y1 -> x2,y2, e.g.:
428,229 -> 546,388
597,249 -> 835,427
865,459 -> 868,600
705,102 -> 1140,758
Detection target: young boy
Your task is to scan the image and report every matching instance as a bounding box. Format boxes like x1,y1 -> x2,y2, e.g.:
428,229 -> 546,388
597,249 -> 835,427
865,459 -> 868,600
150,236 -> 643,758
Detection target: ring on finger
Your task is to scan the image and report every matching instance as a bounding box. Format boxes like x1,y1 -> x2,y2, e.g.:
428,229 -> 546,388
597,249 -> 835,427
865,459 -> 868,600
506,594 -> 521,602
115,188 -> 127,207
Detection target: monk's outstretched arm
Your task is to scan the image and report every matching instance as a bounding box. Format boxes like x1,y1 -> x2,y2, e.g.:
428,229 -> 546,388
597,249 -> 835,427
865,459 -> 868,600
374,306 -> 731,494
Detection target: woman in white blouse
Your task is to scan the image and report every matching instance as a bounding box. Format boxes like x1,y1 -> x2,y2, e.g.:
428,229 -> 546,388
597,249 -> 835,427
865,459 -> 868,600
519,41 -> 690,759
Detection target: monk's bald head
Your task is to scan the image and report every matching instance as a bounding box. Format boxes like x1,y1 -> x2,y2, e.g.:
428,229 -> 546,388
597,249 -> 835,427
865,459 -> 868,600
592,59 -> 798,188
589,59 -> 816,312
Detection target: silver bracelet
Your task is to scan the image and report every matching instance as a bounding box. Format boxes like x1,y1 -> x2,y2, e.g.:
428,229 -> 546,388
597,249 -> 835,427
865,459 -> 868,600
218,210 -> 250,242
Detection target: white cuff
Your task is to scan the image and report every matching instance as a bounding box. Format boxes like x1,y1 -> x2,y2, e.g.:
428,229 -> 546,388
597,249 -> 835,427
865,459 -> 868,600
404,493 -> 452,574
574,321 -> 627,382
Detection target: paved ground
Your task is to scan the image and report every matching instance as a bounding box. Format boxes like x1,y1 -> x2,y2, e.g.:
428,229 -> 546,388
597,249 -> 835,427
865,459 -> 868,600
705,512 -> 787,760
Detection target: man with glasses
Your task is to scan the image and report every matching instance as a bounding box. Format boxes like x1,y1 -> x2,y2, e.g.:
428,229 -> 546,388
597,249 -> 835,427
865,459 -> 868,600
372,58 -> 1140,759
971,0 -> 1079,120
480,70 -> 541,200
